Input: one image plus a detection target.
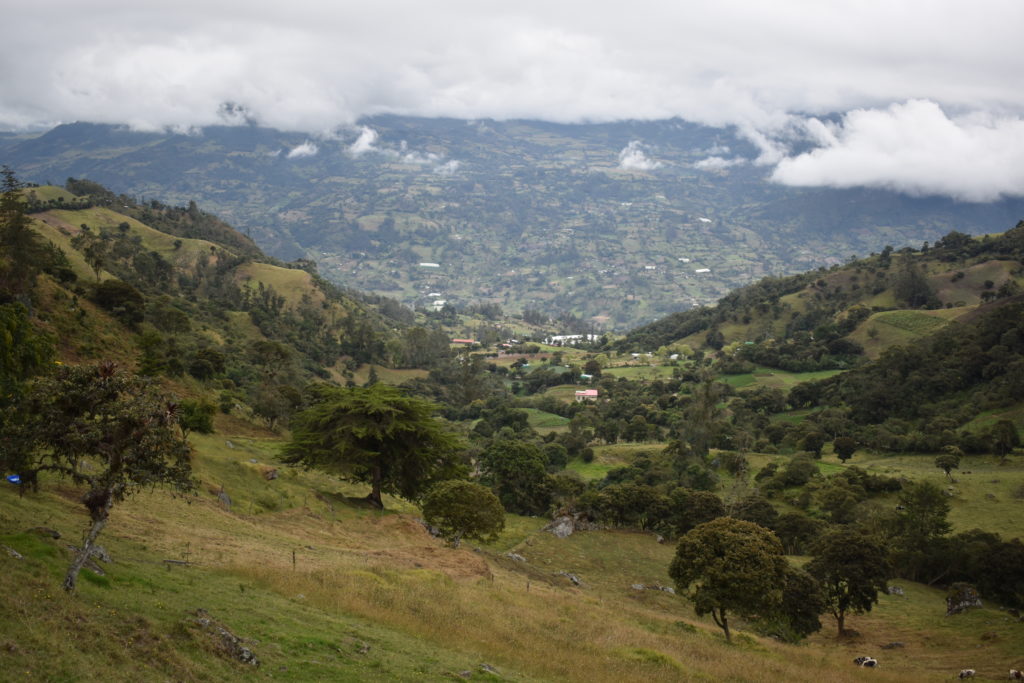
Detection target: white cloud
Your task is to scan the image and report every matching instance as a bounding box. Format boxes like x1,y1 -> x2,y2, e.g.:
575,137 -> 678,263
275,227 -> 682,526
348,126 -> 379,156
618,140 -> 662,171
286,140 -> 319,158
434,160 -> 462,176
694,156 -> 745,171
772,100 -> 1024,202
1,1 -> 1023,201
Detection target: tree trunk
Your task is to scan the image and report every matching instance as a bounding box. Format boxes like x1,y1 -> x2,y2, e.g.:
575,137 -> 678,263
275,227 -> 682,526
365,465 -> 384,509
63,501 -> 111,592
711,607 -> 731,642
836,610 -> 845,636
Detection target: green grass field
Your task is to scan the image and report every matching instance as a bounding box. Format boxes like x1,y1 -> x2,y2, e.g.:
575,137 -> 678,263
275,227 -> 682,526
522,408 -> 570,433
602,365 -> 677,380
723,368 -> 844,392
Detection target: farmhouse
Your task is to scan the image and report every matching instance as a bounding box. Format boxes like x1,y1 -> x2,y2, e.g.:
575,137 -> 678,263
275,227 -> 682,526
695,268 -> 711,274
419,262 -> 440,268
574,389 -> 599,402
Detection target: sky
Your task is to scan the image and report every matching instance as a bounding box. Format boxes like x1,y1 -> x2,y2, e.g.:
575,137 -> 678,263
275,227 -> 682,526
2,0 -> 1023,201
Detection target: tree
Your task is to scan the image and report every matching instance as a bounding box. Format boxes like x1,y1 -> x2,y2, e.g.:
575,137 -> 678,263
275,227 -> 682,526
989,419 -> 1020,460
178,398 -> 216,439
801,431 -> 826,459
934,451 -> 961,480
421,480 -> 505,548
281,384 -> 464,508
888,481 -> 951,581
833,436 -> 857,463
669,517 -> 786,642
0,302 -> 54,405
806,526 -> 891,635
762,566 -> 824,642
667,488 -> 725,536
0,167 -> 48,301
477,438 -> 553,515
0,362 -> 194,591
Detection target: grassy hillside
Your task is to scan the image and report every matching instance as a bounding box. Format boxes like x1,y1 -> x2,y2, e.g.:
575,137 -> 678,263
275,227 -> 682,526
4,178 -> 1024,682
4,430 -> 1023,681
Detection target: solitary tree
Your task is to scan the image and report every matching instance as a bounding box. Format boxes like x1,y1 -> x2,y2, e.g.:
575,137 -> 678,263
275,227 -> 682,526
934,451 -> 961,480
1,362 -> 194,591
989,420 -> 1020,460
669,517 -> 786,642
281,383 -> 464,508
833,436 -> 857,463
806,526 -> 891,635
421,480 -> 505,548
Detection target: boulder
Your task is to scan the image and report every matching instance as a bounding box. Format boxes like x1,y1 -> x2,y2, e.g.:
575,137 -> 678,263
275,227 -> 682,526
544,516 -> 575,538
946,583 -> 983,616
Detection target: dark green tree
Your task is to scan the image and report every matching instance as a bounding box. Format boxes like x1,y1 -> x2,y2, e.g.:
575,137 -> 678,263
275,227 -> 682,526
0,167 -> 48,301
178,399 -> 216,439
889,481 -> 951,581
763,565 -> 824,642
934,451 -> 961,480
801,431 -> 827,459
281,384 -> 464,508
806,526 -> 891,635
0,362 -> 194,591
989,420 -> 1020,460
0,302 -> 54,405
477,438 -> 553,515
669,517 -> 786,642
833,436 -> 857,463
421,480 -> 505,548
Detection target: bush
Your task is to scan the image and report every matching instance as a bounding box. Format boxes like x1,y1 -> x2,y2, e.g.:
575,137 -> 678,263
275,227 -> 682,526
421,480 -> 505,548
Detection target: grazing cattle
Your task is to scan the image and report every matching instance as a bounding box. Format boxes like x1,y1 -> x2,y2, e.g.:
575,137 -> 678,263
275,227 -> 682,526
1009,670 -> 1023,680
853,656 -> 878,667
958,671 -> 975,679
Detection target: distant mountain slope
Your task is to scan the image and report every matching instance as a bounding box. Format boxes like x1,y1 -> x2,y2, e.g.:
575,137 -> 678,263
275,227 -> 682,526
4,118 -> 1023,329
617,223 -> 1024,357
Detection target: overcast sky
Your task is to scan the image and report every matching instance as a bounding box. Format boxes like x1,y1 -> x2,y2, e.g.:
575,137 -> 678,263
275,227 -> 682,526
3,0 -> 1023,201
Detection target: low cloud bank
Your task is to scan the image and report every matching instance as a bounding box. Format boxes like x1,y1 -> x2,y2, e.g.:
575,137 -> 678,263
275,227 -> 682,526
772,101 -> 1024,202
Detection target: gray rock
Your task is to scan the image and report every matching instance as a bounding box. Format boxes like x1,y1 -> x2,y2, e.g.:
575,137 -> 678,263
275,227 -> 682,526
544,516 -> 575,538
887,585 -> 905,596
2,545 -> 23,559
217,490 -> 232,510
556,571 -> 582,586
631,583 -> 646,591
946,583 -> 983,616
505,552 -> 527,563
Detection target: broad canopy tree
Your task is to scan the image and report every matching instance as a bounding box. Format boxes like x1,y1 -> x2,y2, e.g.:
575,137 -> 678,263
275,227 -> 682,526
806,526 -> 891,635
0,362 -> 194,591
669,517 -> 787,642
421,479 -> 505,548
281,383 -> 464,508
